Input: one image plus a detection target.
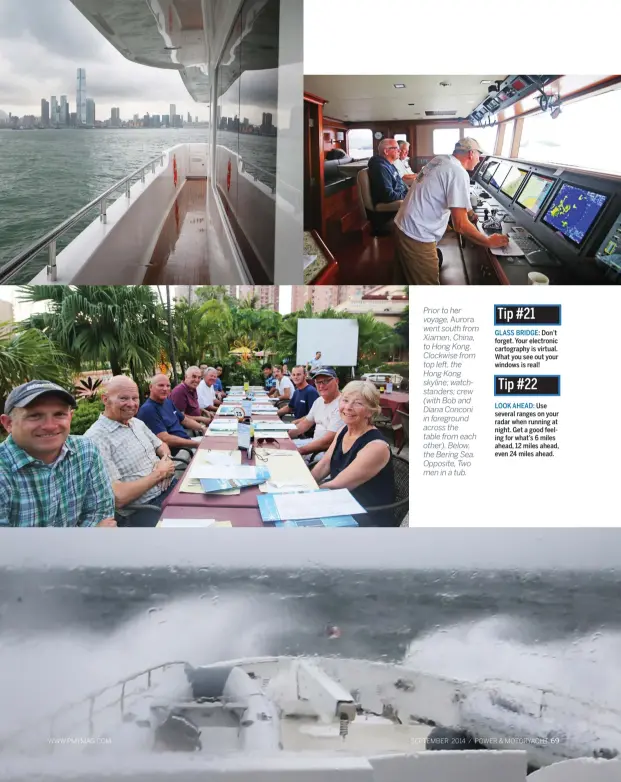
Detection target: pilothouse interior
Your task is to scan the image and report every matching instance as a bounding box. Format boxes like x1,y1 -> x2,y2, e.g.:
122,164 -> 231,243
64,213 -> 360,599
303,75 -> 621,285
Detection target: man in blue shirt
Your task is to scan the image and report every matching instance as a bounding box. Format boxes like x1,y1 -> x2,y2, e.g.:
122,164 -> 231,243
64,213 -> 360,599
137,374 -> 205,453
214,365 -> 224,393
368,138 -> 408,205
262,363 -> 277,393
278,366 -> 319,421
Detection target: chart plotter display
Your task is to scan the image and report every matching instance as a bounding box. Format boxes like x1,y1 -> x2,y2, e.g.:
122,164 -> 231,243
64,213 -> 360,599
482,161 -> 499,183
541,183 -> 609,247
500,166 -> 528,199
516,173 -> 555,217
490,162 -> 512,189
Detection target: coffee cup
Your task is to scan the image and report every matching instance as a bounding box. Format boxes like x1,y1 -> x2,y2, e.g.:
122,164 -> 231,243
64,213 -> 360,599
528,272 -> 549,285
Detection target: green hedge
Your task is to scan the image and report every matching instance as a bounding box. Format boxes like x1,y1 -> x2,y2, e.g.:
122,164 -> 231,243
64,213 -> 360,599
70,399 -> 104,435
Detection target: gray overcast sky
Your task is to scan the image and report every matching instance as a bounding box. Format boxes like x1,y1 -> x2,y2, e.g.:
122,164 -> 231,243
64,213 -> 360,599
1,529 -> 621,570
0,0 -> 205,120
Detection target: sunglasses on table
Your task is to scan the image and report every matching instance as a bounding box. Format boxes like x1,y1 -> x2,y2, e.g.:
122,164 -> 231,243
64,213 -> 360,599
256,438 -> 281,449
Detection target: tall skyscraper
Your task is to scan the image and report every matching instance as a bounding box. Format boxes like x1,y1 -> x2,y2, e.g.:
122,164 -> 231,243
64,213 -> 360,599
170,104 -> 176,127
40,99 -> 49,127
50,96 -> 58,126
238,286 -> 279,311
111,107 -> 121,127
86,98 -> 95,127
76,68 -> 87,125
59,96 -> 69,125
291,286 -> 339,313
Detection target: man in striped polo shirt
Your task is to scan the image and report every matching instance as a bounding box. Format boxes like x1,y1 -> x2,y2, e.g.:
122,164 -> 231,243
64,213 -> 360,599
0,381 -> 116,527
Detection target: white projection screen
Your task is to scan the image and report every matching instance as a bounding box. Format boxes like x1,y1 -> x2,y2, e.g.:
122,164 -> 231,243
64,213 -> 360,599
296,319 -> 359,366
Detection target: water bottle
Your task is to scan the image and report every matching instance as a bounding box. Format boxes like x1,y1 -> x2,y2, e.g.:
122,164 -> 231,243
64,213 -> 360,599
243,377 -> 249,394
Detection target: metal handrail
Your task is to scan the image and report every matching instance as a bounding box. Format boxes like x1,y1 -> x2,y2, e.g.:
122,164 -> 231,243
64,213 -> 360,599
0,152 -> 167,284
0,660 -> 190,752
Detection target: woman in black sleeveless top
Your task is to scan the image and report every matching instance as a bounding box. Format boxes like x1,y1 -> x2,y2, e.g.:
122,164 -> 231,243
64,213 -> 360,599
311,381 -> 396,527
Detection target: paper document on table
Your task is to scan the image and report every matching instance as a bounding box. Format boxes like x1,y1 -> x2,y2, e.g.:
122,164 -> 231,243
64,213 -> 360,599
254,431 -> 291,440
191,465 -> 259,480
256,449 -> 318,493
179,451 -> 240,495
275,489 -> 365,519
195,451 -> 240,466
207,422 -> 238,435
158,518 -> 218,528
254,422 -> 296,431
258,489 -> 366,521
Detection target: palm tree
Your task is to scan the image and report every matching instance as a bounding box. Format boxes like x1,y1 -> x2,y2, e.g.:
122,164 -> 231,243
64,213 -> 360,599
172,298 -> 234,369
394,305 -> 409,349
0,323 -> 72,409
18,286 -> 168,386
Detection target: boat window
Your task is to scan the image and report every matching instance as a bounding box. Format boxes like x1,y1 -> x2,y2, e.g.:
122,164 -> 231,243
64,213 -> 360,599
394,133 -> 408,143
215,0 -> 280,281
432,128 -> 460,154
518,87 -> 621,175
501,122 -> 513,157
470,125 -> 498,157
347,128 -> 374,160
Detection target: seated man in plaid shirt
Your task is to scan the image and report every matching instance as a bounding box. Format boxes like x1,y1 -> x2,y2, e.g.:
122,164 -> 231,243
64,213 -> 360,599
85,376 -> 179,527
0,381 -> 116,527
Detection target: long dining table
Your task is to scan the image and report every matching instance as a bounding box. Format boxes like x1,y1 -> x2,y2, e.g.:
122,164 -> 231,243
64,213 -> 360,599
160,388 -> 309,525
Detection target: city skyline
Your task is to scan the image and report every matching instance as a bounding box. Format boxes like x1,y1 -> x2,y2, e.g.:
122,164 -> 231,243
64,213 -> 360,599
0,0 -> 203,120
3,66 -> 208,129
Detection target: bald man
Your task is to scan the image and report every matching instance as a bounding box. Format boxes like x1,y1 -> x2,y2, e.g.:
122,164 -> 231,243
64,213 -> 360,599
368,138 -> 408,205
137,374 -> 204,453
84,376 -> 179,527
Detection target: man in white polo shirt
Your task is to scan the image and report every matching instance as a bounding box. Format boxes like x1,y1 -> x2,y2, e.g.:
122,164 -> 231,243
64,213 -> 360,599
393,137 -> 509,285
197,367 -> 221,413
288,367 -> 344,462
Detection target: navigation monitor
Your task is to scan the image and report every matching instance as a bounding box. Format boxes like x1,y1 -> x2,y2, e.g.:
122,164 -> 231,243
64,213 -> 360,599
516,173 -> 556,217
490,161 -> 511,189
482,161 -> 499,183
541,183 -> 609,247
500,166 -> 528,199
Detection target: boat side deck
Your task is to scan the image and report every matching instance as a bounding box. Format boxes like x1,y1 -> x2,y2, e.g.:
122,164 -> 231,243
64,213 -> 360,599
143,179 -> 237,284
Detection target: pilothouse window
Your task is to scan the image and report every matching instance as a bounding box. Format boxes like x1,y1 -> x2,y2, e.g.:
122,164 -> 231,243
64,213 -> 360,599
469,125 -> 498,156
347,129 -> 374,160
519,88 -> 621,175
501,122 -> 513,157
432,128 -> 461,155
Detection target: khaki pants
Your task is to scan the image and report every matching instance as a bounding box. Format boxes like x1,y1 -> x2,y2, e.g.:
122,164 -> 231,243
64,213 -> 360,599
394,226 -> 440,285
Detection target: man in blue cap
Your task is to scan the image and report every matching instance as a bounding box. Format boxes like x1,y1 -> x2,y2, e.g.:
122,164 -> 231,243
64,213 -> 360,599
0,380 -> 116,527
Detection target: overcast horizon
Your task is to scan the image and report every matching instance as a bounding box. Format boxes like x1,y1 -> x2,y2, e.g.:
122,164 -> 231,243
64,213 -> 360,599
2,529 -> 621,570
0,0 -> 205,121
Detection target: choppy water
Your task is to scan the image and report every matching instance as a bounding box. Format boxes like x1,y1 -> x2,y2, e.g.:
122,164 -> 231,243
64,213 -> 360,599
0,128 -> 276,281
1,566 -> 620,740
